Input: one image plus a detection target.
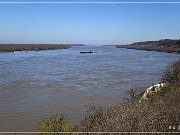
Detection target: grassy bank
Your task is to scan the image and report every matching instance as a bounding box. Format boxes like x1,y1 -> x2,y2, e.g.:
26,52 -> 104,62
116,39 -> 180,53
0,44 -> 71,52
38,60 -> 180,134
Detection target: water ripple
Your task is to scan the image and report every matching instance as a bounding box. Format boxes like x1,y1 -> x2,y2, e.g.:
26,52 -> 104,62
0,46 -> 180,131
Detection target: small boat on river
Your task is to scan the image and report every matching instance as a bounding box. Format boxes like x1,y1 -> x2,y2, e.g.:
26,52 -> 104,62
80,51 -> 94,53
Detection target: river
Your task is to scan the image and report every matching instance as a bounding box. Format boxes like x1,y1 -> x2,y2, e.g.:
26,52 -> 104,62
0,46 -> 180,131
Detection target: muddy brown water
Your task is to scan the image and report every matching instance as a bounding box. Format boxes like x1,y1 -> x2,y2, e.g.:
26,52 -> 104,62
0,46 -> 180,131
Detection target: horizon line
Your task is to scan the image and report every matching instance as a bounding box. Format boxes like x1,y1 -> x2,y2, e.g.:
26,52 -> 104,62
1,1 -> 180,4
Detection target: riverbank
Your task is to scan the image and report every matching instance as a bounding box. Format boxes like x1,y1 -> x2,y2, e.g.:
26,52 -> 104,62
38,60 -> 180,133
116,39 -> 180,54
0,44 -> 71,52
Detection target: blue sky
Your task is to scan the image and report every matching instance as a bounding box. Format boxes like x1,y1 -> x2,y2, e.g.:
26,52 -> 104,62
0,0 -> 180,45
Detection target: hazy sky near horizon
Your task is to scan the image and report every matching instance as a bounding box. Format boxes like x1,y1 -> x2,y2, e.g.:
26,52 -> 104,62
0,0 -> 180,45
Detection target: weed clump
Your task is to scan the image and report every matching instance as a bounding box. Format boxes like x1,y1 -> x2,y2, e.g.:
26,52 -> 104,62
38,114 -> 75,135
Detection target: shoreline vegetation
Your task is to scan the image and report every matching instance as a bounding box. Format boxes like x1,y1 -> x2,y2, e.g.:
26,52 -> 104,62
38,60 -> 180,134
0,44 -> 71,52
116,39 -> 180,54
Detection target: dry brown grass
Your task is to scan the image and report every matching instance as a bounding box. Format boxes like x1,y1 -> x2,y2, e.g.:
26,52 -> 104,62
78,88 -> 180,134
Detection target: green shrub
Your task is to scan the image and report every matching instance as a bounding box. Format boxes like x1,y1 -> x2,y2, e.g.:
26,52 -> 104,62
38,114 -> 75,135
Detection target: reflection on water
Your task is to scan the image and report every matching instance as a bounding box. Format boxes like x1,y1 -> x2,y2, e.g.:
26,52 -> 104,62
0,46 -> 180,131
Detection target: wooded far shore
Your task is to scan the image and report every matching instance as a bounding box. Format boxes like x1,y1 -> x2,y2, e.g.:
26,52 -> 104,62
116,39 -> 180,54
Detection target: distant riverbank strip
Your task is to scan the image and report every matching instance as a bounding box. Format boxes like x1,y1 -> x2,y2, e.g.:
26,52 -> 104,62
0,44 -> 71,52
116,39 -> 180,54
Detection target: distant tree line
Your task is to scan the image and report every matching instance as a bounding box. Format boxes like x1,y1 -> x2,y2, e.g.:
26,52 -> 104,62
116,39 -> 180,53
130,39 -> 180,48
0,44 -> 71,52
